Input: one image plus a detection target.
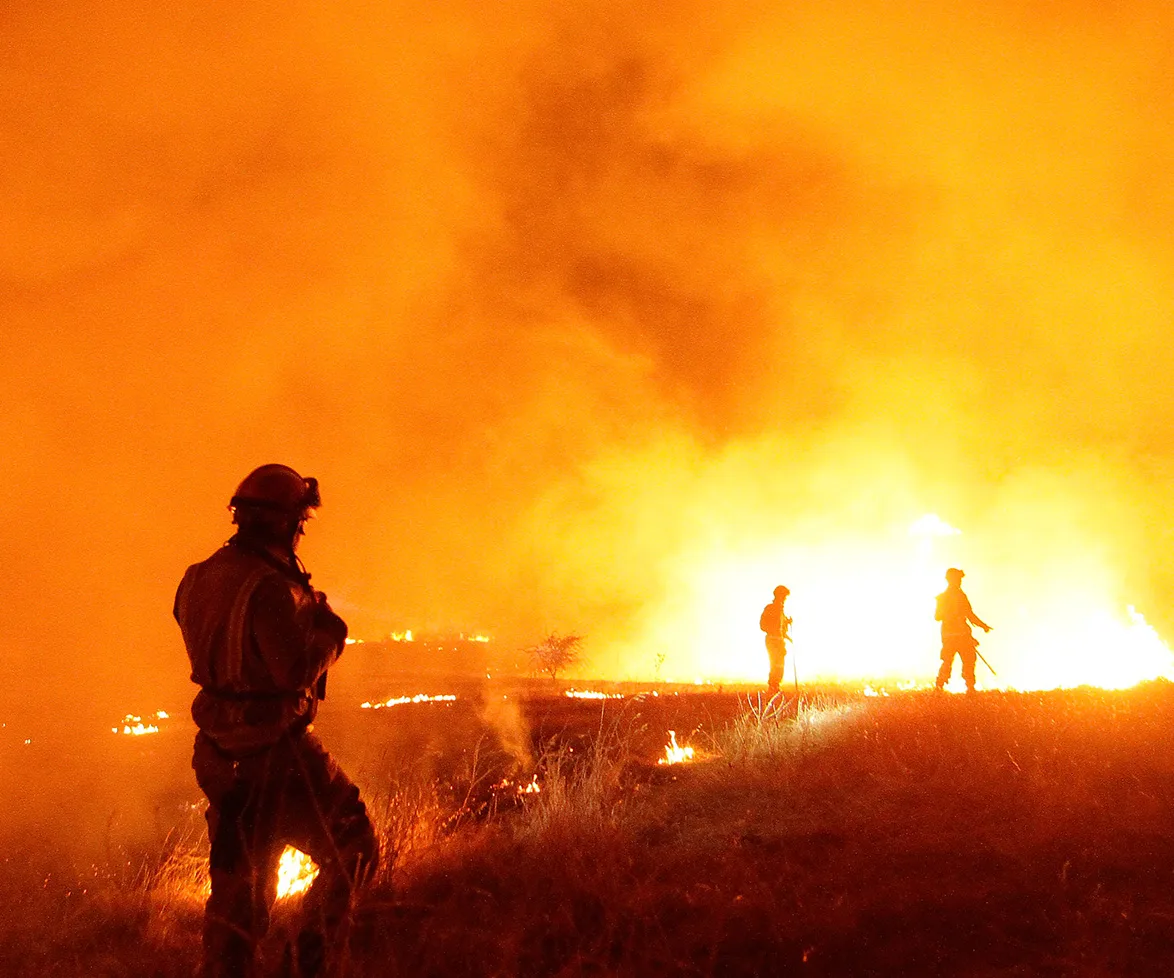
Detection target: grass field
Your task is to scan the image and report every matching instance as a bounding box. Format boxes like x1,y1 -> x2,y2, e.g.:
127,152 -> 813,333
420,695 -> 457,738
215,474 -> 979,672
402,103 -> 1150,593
5,681 -> 1174,976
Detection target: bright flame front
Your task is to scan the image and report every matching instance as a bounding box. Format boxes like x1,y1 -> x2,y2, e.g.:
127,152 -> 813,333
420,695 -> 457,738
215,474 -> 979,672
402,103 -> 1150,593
635,512 -> 1174,693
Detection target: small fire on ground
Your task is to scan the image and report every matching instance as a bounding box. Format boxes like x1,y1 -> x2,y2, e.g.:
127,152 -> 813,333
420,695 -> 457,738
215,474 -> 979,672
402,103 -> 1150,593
112,711 -> 169,735
492,774 -> 542,795
658,730 -> 695,765
564,689 -> 625,700
360,694 -> 457,709
862,681 -> 923,697
276,846 -> 319,900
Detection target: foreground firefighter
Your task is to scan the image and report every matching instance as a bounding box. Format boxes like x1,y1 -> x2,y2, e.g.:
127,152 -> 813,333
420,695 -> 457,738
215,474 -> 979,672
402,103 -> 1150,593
760,585 -> 793,695
934,567 -> 992,694
174,465 -> 377,978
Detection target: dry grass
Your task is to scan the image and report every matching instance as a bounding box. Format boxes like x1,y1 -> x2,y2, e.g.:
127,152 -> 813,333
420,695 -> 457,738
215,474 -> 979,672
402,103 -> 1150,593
368,683 -> 1174,976
713,690 -> 860,764
9,682 -> 1174,976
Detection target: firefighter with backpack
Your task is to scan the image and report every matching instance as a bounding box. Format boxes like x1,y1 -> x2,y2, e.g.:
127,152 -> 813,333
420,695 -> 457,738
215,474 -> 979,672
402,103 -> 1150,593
759,585 -> 792,695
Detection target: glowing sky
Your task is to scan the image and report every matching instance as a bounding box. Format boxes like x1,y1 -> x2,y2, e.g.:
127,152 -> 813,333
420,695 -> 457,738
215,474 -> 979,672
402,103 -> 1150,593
5,1 -> 1174,707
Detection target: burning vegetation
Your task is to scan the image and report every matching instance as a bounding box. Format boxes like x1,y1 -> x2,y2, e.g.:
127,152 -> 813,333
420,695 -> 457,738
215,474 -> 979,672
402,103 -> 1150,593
491,774 -> 542,797
112,711 -> 170,736
360,694 -> 457,710
657,730 -> 695,765
275,847 -> 319,901
563,689 -> 624,700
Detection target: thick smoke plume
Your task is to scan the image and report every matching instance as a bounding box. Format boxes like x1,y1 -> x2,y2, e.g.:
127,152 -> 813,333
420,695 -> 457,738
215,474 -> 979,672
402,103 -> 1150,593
4,0 -> 1174,720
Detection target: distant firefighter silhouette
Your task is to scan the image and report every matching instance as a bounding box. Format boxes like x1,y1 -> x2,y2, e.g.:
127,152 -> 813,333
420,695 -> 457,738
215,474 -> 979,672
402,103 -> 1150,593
760,585 -> 793,695
174,465 -> 376,978
934,567 -> 992,694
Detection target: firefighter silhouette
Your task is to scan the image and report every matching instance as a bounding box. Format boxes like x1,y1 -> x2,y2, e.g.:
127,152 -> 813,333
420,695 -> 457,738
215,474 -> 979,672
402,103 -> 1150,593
174,465 -> 376,978
934,567 -> 992,693
760,585 -> 792,694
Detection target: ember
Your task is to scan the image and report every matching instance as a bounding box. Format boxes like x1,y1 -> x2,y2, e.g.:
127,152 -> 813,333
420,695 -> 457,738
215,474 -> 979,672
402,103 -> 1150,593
275,846 -> 319,900
658,730 -> 695,765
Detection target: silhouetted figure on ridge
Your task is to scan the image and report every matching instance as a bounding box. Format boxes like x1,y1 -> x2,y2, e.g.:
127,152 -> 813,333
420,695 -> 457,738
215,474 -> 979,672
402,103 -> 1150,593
934,567 -> 991,694
174,464 -> 376,978
760,585 -> 792,695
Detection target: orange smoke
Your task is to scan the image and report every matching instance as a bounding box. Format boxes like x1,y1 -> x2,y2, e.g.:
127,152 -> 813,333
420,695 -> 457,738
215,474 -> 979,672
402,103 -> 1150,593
3,1 -> 1174,718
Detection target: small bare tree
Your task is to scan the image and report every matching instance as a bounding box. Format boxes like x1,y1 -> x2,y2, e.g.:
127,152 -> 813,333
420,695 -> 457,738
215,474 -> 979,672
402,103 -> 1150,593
526,632 -> 585,681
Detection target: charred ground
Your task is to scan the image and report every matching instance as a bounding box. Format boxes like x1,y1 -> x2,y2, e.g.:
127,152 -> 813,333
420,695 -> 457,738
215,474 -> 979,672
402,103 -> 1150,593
5,681 -> 1174,976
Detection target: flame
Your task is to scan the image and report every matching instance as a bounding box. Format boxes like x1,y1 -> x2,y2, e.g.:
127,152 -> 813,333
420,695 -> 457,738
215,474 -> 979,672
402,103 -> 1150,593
492,774 -> 542,795
863,681 -> 922,697
635,513 -> 1174,693
360,693 -> 457,709
112,711 -> 168,735
275,846 -> 319,900
564,689 -> 625,700
657,730 -> 695,765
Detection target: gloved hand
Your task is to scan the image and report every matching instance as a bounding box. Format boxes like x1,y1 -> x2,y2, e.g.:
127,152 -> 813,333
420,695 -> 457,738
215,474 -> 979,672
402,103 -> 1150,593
312,591 -> 348,647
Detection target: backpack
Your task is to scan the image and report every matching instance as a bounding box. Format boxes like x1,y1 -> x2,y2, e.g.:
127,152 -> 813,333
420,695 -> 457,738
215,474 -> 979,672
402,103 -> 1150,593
760,602 -> 780,634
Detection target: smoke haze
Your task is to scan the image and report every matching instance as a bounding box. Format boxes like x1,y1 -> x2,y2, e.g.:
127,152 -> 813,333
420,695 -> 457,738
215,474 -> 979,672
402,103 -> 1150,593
5,0 -> 1174,716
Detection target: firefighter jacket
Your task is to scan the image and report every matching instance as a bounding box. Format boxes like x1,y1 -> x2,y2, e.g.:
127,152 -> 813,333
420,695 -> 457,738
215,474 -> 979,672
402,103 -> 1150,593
935,586 -> 977,640
174,539 -> 348,757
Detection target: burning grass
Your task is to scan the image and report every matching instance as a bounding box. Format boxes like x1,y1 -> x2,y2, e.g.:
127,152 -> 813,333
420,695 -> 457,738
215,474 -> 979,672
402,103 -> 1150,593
359,693 -> 457,710
111,710 -> 170,736
9,682 -> 1174,975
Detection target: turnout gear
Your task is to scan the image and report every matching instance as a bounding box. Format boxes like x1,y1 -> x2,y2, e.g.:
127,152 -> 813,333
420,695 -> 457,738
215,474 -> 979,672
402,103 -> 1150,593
196,731 -> 376,978
175,536 -> 346,755
175,468 -> 375,978
760,586 -> 792,695
934,569 -> 991,693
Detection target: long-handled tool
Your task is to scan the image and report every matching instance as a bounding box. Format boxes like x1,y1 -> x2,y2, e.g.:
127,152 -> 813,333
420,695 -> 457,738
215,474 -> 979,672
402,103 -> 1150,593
787,623 -> 799,699
975,647 -> 997,677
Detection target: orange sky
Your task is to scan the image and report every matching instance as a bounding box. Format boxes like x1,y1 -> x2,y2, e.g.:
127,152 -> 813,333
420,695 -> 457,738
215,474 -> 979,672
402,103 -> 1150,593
5,0 -> 1174,709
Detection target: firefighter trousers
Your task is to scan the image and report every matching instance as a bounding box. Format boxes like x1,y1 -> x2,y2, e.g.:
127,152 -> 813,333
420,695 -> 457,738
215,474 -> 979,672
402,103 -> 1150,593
192,730 -> 378,978
936,635 -> 978,691
766,635 -> 786,693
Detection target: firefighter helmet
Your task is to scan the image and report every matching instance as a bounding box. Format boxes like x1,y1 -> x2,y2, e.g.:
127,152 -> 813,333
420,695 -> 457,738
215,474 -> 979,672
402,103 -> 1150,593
773,585 -> 790,598
229,464 -> 320,517
945,567 -> 965,582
